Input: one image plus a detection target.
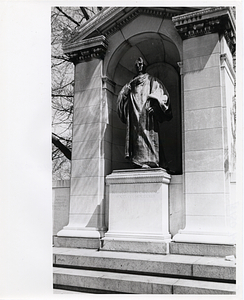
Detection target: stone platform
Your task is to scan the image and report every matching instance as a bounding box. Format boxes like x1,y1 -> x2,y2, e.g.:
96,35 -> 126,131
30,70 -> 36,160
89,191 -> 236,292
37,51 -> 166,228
53,247 -> 236,294
103,168 -> 171,254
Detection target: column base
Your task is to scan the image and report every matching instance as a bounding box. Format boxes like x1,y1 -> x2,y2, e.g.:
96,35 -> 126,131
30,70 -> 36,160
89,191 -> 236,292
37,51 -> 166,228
172,230 -> 236,257
57,227 -> 104,238
173,231 -> 236,245
53,236 -> 101,249
169,241 -> 236,257
55,226 -> 106,249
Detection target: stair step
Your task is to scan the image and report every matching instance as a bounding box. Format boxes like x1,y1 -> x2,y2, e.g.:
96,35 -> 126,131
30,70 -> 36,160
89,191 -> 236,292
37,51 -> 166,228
53,247 -> 236,281
53,267 -> 236,294
53,288 -> 91,294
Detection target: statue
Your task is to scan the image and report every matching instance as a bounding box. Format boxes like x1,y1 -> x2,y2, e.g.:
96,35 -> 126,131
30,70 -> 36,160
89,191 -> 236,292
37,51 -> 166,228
117,57 -> 172,169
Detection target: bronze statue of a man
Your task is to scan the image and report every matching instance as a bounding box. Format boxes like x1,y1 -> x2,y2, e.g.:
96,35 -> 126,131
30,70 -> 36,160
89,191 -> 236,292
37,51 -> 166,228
117,57 -> 172,168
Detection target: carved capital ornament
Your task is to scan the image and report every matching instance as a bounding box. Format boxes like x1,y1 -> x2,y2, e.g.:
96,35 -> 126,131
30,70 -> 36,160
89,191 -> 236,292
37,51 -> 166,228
172,7 -> 236,55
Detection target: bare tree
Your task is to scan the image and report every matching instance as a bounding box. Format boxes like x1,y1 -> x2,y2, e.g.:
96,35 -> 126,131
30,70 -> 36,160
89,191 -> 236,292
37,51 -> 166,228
51,7 -> 102,180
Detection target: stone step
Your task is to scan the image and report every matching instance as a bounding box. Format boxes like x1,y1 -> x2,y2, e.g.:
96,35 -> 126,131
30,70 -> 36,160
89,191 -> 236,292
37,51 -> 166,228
53,288 -> 91,294
53,247 -> 236,282
53,267 -> 236,294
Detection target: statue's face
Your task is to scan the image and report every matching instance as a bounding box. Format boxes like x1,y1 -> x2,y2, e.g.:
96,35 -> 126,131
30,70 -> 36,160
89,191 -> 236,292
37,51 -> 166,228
135,59 -> 144,73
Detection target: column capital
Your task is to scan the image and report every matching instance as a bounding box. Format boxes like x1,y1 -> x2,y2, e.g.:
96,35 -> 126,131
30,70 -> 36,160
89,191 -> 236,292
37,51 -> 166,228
63,35 -> 108,64
172,7 -> 236,55
177,61 -> 183,75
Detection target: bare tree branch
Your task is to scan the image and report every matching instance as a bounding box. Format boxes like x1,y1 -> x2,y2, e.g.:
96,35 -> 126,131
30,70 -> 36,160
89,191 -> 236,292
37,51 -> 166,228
52,7 -> 100,179
52,94 -> 73,98
80,7 -> 90,20
56,7 -> 81,27
52,55 -> 70,61
52,133 -> 71,160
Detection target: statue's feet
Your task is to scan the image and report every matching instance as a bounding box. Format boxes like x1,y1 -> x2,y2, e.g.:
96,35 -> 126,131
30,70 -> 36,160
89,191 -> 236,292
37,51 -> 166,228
142,164 -> 151,169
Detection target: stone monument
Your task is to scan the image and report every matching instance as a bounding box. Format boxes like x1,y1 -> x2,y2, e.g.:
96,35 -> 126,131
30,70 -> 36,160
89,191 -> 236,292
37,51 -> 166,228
53,7 -> 236,258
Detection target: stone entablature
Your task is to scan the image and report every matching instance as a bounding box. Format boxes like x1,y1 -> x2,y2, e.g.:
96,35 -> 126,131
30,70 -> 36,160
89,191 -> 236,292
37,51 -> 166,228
172,7 -> 236,54
62,7 -> 201,59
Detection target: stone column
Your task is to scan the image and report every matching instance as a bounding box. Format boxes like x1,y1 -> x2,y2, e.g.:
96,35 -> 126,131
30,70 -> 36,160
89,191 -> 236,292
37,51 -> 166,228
172,8 -> 236,246
56,36 -> 110,247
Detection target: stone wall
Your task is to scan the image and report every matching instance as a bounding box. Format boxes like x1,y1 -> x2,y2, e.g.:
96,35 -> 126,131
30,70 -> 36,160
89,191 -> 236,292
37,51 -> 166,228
52,180 -> 70,240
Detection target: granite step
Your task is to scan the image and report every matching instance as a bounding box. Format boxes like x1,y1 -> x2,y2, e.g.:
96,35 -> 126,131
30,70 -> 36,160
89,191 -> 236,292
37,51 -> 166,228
53,267 -> 236,294
53,247 -> 236,282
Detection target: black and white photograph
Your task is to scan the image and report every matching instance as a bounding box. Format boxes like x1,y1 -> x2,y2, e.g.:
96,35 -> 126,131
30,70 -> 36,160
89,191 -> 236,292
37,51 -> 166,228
0,2 -> 242,299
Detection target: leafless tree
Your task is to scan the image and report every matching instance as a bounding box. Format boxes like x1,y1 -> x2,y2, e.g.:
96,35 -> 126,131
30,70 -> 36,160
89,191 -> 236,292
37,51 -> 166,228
51,7 -> 102,180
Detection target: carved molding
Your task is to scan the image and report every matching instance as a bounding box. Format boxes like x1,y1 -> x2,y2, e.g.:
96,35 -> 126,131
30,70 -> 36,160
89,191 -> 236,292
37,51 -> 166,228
63,7 -> 199,55
220,53 -> 235,82
173,7 -> 236,55
103,7 -> 179,38
177,61 -> 183,75
63,7 -> 122,46
102,76 -> 116,92
106,169 -> 171,185
64,35 -> 108,64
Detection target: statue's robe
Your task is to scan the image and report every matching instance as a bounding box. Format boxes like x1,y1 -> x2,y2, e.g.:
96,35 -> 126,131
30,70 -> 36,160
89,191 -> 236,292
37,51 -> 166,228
117,73 -> 172,167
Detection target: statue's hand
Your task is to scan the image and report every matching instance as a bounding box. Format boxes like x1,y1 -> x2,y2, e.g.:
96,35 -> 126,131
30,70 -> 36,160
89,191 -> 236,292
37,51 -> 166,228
124,84 -> 131,95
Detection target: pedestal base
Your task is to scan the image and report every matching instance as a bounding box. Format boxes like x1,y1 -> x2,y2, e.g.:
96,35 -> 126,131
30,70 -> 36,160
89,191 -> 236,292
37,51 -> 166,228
102,238 -> 171,254
103,168 -> 171,254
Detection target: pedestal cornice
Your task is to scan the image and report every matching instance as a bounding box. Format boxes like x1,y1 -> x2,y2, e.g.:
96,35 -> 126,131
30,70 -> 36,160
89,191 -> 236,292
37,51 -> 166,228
172,7 -> 236,55
106,168 -> 171,185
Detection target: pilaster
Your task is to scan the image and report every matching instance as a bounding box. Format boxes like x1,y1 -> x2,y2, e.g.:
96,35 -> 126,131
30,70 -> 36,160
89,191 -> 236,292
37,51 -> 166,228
172,7 -> 236,247
56,36 -> 109,243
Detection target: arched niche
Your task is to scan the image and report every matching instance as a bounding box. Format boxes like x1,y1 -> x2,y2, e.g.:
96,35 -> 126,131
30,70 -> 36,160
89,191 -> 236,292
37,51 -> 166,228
107,32 -> 182,174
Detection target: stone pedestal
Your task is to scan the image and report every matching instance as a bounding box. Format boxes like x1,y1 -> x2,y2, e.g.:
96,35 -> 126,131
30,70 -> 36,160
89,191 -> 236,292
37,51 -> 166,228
102,168 -> 171,254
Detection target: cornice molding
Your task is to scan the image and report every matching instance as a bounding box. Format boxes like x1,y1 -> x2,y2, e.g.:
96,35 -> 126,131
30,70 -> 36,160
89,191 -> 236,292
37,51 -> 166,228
63,7 -> 200,56
64,35 -> 108,64
103,7 -> 179,38
63,7 -> 123,46
172,7 -> 236,55
106,168 -> 171,185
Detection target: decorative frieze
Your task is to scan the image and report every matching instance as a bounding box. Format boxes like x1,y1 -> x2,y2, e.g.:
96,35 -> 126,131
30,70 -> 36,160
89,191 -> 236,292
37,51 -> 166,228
173,7 -> 236,55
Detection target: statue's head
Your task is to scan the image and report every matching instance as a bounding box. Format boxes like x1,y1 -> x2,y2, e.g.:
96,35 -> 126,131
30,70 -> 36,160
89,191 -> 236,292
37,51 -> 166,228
135,57 -> 146,74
